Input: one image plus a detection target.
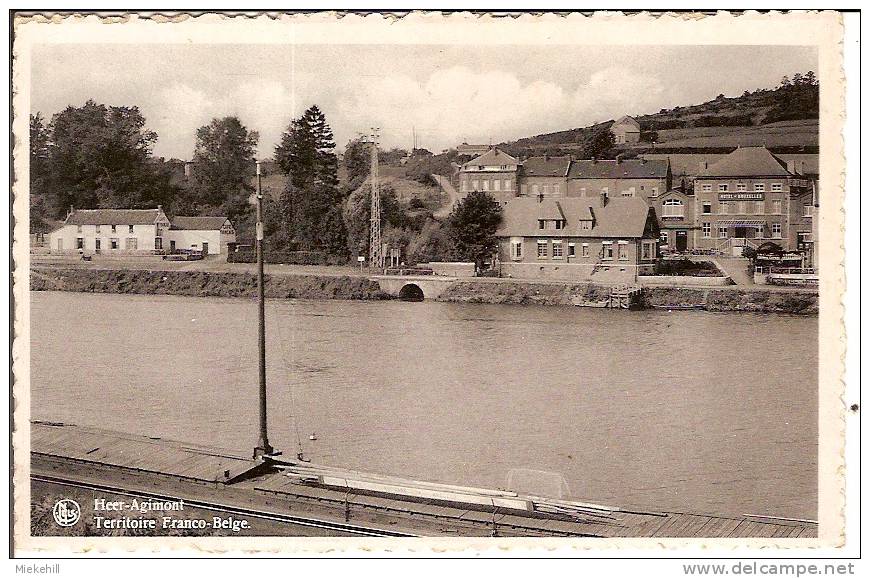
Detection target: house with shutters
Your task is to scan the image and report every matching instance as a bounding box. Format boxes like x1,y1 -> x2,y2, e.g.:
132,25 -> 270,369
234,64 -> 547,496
692,146 -> 815,256
48,206 -> 172,255
457,148 -> 520,202
610,115 -> 641,144
495,194 -> 660,282
47,206 -> 235,256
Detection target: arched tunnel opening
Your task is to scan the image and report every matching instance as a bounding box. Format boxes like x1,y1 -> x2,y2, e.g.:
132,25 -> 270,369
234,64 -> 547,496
398,283 -> 425,302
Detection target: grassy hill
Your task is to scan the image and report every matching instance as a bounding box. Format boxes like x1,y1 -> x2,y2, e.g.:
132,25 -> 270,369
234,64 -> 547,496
496,72 -> 819,158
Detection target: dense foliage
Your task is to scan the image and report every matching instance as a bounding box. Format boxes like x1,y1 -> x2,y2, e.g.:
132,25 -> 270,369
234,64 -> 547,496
446,191 -> 503,272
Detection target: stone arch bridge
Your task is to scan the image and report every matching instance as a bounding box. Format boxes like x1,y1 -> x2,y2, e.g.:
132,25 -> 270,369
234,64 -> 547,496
370,275 -> 458,301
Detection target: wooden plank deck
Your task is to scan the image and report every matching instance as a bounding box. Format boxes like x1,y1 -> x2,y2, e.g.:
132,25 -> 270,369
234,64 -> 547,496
30,421 -> 818,538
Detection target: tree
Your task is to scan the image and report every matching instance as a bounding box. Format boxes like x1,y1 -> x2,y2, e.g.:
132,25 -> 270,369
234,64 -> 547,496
29,113 -> 51,230
585,127 -> 615,159
780,75 -> 792,88
803,70 -> 817,86
342,183 -> 404,255
187,116 -> 259,221
38,100 -> 171,218
343,137 -> 370,191
446,191 -> 503,272
275,105 -> 345,254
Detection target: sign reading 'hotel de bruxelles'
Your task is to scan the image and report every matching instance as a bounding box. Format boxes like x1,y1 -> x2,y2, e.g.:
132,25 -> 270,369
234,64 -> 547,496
719,192 -> 765,201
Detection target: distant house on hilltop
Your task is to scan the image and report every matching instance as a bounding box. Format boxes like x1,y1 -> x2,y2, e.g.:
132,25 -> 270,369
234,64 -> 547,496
610,115 -> 641,144
456,142 -> 492,157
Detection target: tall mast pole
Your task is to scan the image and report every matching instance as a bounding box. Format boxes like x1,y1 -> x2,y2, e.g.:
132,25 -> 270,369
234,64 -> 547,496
369,129 -> 383,269
254,160 -> 273,459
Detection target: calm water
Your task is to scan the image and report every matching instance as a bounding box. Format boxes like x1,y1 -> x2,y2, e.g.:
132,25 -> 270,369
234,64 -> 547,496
30,291 -> 818,519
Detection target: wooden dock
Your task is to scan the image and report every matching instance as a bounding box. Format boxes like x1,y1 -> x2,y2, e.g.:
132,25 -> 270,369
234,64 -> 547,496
30,421 -> 817,539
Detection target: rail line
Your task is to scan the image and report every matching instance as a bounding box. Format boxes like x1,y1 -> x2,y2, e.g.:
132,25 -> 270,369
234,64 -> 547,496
31,473 -> 417,538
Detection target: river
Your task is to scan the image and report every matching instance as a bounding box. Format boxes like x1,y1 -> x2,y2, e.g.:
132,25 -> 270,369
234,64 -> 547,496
29,291 -> 818,519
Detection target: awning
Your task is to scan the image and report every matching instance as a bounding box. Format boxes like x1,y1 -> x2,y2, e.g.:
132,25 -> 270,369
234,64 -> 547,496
715,219 -> 767,226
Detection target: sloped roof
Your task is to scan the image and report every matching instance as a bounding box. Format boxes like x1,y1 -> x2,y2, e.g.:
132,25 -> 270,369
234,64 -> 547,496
698,146 -> 791,178
171,216 -> 231,231
612,115 -> 641,130
567,158 -> 669,179
64,208 -> 164,226
463,148 -> 519,168
522,155 -> 572,177
497,196 -> 652,238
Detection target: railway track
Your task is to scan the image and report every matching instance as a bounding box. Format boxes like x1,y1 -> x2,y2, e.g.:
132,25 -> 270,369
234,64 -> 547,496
31,473 -> 417,538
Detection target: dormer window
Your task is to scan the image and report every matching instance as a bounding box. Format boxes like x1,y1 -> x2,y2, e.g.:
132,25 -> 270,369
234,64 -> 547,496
579,220 -> 592,231
554,220 -> 563,230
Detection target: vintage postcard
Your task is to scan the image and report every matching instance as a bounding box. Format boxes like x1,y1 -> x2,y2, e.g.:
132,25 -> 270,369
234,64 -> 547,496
10,10 -> 849,557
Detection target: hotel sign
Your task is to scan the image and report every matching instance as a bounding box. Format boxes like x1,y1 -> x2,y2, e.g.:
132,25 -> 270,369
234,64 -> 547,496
719,193 -> 763,201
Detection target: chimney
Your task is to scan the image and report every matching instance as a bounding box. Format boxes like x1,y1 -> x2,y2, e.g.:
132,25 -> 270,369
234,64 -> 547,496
600,191 -> 608,207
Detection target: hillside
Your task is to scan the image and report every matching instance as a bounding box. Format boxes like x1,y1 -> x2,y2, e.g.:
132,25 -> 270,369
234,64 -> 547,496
496,72 -> 819,158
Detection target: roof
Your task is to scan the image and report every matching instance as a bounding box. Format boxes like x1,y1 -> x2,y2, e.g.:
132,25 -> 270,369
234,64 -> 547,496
497,196 -> 652,238
462,148 -> 519,169
171,216 -> 231,231
64,208 -> 164,226
567,158 -> 669,180
521,155 -> 572,178
698,147 -> 792,178
612,115 -> 641,130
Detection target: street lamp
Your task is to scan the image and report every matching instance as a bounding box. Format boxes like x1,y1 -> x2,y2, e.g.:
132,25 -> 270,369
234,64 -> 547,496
253,159 -> 274,459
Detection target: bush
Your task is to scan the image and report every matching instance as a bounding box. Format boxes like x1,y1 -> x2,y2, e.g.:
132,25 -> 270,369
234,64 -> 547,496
228,248 -> 347,266
655,258 -> 722,277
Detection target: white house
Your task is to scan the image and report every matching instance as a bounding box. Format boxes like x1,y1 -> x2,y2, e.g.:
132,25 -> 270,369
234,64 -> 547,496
48,206 -> 171,255
610,115 -> 641,144
165,216 -> 236,255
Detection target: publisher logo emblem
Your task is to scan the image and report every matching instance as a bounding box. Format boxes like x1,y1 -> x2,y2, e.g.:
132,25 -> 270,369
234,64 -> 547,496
52,499 -> 81,527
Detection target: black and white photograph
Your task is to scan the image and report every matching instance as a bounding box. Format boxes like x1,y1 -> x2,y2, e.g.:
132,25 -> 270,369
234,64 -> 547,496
9,9 -> 855,561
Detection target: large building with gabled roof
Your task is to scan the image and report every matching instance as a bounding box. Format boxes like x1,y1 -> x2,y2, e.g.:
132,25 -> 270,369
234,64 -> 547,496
457,147 -> 520,202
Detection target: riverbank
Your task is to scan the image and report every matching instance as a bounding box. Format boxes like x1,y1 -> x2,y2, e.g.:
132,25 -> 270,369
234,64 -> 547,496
29,266 -> 818,314
30,267 -> 388,300
436,281 -> 818,315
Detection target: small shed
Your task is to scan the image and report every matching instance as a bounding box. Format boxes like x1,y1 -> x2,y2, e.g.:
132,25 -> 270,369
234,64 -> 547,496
166,216 -> 236,255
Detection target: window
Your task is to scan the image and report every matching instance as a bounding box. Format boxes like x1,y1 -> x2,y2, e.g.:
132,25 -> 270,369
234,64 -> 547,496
110,238 -> 118,250
702,223 -> 711,238
568,243 -> 576,257
803,204 -> 813,217
155,237 -> 163,250
553,184 -> 560,195
128,225 -> 135,233
718,184 -> 729,192
95,224 -> 101,233
552,241 -> 563,259
505,179 -> 512,191
756,225 -> 765,237
601,187 -> 609,197
642,240 -> 655,260
579,220 -> 592,231
111,225 -> 116,233
580,187 -> 587,196
482,180 -> 490,191
660,231 -> 669,245
718,226 -> 728,239
542,184 -> 549,195
511,240 -> 522,260
662,199 -> 684,218
771,200 -> 782,214
702,202 -> 712,214
771,223 -> 782,238
581,243 -> 589,257
701,184 -> 712,192
771,183 -> 783,192
737,201 -> 746,214
493,179 -> 500,191
755,201 -> 765,214
754,183 -> 765,192
554,220 -> 563,230
125,237 -> 137,250
621,190 -> 633,197
538,220 -> 545,230
537,241 -> 548,258
532,184 -> 539,195
650,188 -> 658,197
460,180 -> 467,192
76,237 -> 84,249
76,224 -> 82,233
737,183 -> 747,192
617,241 -> 628,261
602,242 -> 614,260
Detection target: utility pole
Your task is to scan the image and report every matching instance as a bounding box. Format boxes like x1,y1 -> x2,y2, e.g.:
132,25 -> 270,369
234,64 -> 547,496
253,160 -> 274,459
368,129 -> 384,269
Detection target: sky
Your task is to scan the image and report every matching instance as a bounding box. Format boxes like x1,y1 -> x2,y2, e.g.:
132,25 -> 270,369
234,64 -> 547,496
30,44 -> 817,160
